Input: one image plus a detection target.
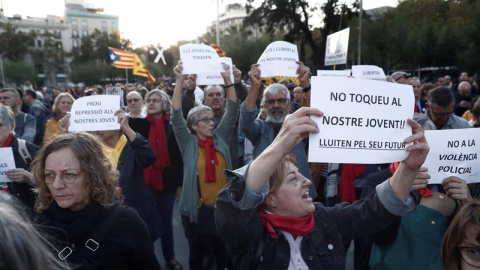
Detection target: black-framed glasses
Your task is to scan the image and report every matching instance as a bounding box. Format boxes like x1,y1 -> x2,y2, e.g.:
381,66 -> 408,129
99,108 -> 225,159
459,246 -> 480,267
395,73 -> 412,81
44,170 -> 81,184
127,98 -> 141,104
197,117 -> 215,124
265,98 -> 288,105
430,109 -> 454,118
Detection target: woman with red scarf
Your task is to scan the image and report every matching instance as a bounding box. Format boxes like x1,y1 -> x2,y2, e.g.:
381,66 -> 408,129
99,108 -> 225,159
129,89 -> 184,270
0,104 -> 39,212
171,61 -> 239,270
215,107 -> 430,269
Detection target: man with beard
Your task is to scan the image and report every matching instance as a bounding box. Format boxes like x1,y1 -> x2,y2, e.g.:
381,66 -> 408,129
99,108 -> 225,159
240,62 -> 317,199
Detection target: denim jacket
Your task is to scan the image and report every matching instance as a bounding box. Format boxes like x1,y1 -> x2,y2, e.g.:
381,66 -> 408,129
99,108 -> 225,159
215,165 -> 410,270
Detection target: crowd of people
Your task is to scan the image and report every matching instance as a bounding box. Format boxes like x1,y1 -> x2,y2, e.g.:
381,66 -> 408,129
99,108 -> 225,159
0,61 -> 479,270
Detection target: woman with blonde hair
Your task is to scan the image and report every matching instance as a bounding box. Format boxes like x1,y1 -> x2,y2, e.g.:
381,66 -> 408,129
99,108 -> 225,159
43,93 -> 75,143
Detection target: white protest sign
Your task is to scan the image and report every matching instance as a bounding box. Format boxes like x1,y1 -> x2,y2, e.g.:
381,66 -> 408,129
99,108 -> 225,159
325,28 -> 350,66
196,57 -> 234,85
69,95 -> 120,132
179,44 -> 223,74
317,70 -> 351,78
352,65 -> 386,81
308,77 -> 414,164
422,129 -> 480,184
0,148 -> 16,182
257,41 -> 299,77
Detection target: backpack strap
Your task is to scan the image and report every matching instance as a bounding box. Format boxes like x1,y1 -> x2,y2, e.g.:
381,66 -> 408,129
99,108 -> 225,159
17,138 -> 32,164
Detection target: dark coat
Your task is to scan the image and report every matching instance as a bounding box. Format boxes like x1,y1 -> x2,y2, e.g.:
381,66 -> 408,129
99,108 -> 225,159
117,133 -> 162,241
129,117 -> 183,193
7,136 -> 39,210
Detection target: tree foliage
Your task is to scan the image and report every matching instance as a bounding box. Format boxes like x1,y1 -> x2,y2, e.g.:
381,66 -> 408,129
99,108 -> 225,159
0,22 -> 35,61
69,61 -> 110,85
4,61 -> 36,85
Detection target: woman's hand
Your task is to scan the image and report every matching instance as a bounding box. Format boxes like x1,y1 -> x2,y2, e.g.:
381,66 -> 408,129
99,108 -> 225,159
221,62 -> 232,85
114,109 -> 136,142
58,112 -> 71,133
6,168 -> 34,184
402,119 -> 429,172
410,167 -> 430,191
174,61 -> 185,82
443,176 -> 473,204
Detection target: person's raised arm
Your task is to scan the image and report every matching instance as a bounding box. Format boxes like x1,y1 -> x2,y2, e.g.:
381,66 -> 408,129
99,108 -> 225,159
114,109 -> 136,142
172,61 -> 186,111
246,107 -> 323,191
233,65 -> 247,102
296,61 -> 311,107
245,64 -> 261,111
221,62 -> 236,102
389,119 -> 430,200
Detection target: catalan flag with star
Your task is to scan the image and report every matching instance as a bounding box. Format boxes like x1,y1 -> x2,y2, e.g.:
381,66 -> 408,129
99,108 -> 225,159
133,54 -> 156,83
199,37 -> 227,57
108,47 -> 135,69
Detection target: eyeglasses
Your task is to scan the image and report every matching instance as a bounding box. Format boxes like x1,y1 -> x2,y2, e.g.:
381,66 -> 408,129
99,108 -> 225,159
430,109 -> 454,118
459,246 -> 480,267
395,73 -> 412,81
197,117 -> 215,124
265,98 -> 288,105
44,170 -> 81,184
146,98 -> 161,104
127,98 -> 141,104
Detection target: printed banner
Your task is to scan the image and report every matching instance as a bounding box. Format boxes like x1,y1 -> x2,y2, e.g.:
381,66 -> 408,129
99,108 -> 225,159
352,65 -> 386,81
325,28 -> 350,66
317,70 -> 351,78
196,57 -> 234,85
308,77 -> 414,164
69,95 -> 120,132
180,44 -> 223,74
257,41 -> 299,77
0,148 -> 15,182
422,128 -> 480,184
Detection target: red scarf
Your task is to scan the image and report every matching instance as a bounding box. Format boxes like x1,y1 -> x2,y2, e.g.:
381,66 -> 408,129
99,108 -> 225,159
258,211 -> 314,239
1,134 -> 12,147
339,164 -> 366,203
390,162 -> 432,197
198,137 -> 218,183
143,113 -> 171,191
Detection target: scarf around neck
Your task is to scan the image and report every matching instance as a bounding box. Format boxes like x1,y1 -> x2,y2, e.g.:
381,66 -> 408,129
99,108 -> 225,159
258,210 -> 315,239
102,134 -> 127,170
1,134 -> 13,147
198,137 -> 218,183
144,113 -> 171,191
390,162 -> 432,197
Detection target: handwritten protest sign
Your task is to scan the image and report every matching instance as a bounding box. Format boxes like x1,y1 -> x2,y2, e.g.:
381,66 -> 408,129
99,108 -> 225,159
325,28 -> 350,66
69,95 -> 120,132
317,70 -> 351,78
0,148 -> 15,182
422,128 -> 480,184
352,65 -> 386,81
257,41 -> 299,77
308,77 -> 414,164
180,44 -> 223,75
196,57 -> 234,85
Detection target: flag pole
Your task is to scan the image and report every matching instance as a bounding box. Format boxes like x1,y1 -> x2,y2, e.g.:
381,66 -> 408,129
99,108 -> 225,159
125,69 -> 128,83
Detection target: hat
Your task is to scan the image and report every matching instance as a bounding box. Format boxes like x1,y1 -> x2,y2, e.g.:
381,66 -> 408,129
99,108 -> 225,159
287,83 -> 298,90
390,71 -> 411,82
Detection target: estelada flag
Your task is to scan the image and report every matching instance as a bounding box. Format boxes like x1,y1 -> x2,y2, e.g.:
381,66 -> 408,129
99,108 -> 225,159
199,37 -> 227,57
108,47 -> 135,69
133,54 -> 156,83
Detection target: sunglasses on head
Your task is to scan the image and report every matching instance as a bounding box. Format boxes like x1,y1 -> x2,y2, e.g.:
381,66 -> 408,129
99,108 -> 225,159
395,73 -> 412,81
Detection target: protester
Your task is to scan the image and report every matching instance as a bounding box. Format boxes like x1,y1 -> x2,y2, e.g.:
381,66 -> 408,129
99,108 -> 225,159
241,62 -> 317,199
126,91 -> 146,118
0,88 -> 36,143
216,106 -> 429,269
455,81 -> 474,117
418,83 -> 436,114
33,132 -> 160,269
0,194 -> 71,270
390,71 -> 411,84
43,93 -> 75,143
441,201 -> 480,270
0,104 -> 39,212
171,61 -> 238,270
128,89 -> 184,270
23,89 -> 49,144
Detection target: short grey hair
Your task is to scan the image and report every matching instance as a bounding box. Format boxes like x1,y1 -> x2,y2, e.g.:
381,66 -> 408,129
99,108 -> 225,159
146,89 -> 171,114
0,104 -> 15,129
0,88 -> 20,99
186,106 -> 213,133
205,85 -> 225,97
263,83 -> 291,101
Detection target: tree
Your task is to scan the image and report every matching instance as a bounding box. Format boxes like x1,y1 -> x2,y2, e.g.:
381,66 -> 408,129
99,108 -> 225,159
31,31 -> 65,86
4,61 -> 36,85
0,22 -> 35,61
69,61 -> 109,85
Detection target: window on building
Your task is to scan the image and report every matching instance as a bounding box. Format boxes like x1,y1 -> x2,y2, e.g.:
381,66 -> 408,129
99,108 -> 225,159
72,29 -> 79,38
36,40 -> 42,48
82,30 -> 88,37
111,21 -> 117,30
71,19 -> 77,27
82,20 -> 87,28
57,42 -> 63,50
54,30 -> 61,38
102,21 -> 107,30
73,40 -> 79,48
